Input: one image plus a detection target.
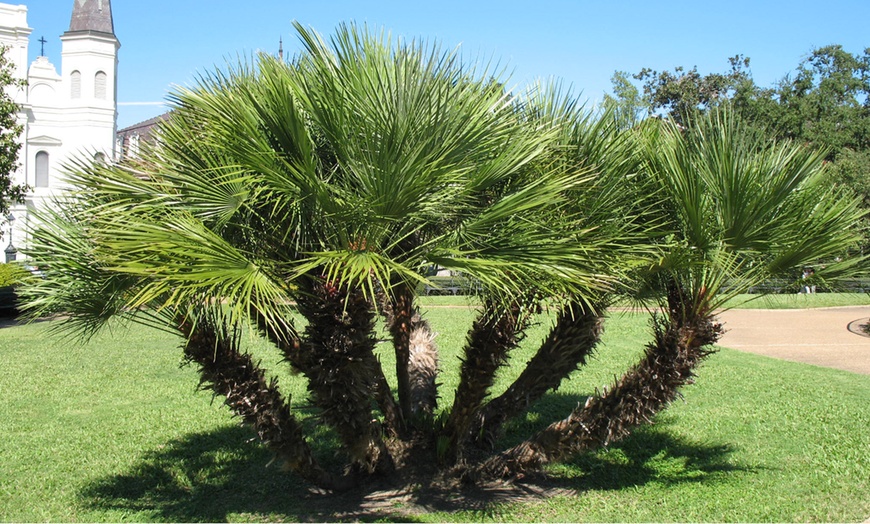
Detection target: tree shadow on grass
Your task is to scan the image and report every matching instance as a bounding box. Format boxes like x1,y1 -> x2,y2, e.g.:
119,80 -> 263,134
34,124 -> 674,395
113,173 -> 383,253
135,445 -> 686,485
81,425 -> 448,522
555,424 -> 751,492
79,397 -> 752,522
496,392 -> 753,493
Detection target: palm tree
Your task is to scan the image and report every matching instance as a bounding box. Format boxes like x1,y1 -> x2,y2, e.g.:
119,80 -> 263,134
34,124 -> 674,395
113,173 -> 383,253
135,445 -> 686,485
467,94 -> 651,449
475,108 -> 867,478
21,23 -> 865,491
24,23 -> 637,487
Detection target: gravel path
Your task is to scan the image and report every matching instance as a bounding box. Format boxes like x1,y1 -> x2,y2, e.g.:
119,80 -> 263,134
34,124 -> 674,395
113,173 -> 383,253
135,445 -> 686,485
717,306 -> 870,375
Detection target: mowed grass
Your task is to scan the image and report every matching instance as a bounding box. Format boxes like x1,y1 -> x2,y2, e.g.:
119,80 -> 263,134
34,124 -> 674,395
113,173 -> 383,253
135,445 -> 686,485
603,292 -> 870,311
0,298 -> 868,522
722,292 -> 870,309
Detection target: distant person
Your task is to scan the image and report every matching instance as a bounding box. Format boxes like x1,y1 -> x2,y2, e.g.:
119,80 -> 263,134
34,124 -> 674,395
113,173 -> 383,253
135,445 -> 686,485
802,267 -> 816,294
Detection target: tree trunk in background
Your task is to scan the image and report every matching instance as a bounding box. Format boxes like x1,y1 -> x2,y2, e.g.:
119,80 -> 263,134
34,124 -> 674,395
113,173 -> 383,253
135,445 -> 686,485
386,283 -> 415,422
406,310 -> 440,417
381,281 -> 440,423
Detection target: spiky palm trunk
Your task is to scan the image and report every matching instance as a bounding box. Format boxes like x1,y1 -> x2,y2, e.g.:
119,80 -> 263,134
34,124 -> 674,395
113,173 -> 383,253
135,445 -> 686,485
382,282 -> 440,423
406,311 -> 439,417
179,315 -> 355,491
372,371 -> 405,437
289,278 -> 395,475
443,300 -> 525,464
475,284 -> 721,479
385,283 -> 415,422
253,303 -> 403,438
471,301 -> 604,448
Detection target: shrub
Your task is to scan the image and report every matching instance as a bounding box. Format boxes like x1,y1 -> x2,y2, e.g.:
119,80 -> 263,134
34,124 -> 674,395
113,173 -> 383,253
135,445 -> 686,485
0,263 -> 28,317
0,263 -> 28,287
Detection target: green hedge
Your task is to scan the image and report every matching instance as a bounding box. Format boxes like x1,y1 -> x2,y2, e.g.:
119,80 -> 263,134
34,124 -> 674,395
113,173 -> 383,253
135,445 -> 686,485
0,263 -> 28,287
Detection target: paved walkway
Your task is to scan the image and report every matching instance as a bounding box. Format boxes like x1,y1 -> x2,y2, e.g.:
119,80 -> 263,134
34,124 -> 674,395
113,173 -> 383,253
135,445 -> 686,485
717,306 -> 870,375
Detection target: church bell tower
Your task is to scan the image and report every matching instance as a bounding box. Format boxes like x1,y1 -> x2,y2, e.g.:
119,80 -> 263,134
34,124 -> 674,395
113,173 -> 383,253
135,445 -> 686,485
60,0 -> 119,157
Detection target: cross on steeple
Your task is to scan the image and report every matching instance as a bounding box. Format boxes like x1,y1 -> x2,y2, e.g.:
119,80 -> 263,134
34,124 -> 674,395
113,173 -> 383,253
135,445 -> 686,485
38,36 -> 47,56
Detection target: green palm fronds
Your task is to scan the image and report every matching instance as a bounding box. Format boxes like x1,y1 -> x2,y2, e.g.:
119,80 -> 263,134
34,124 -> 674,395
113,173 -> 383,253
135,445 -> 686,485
640,109 -> 867,308
19,23 -> 866,491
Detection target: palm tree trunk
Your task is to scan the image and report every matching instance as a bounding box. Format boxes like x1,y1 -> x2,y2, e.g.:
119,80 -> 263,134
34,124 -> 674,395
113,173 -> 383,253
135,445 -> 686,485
385,282 -> 415,422
382,281 -> 440,422
372,371 -> 404,438
253,306 -> 403,438
291,278 -> 395,475
443,299 -> 525,464
470,301 -> 604,449
406,311 -> 439,417
179,315 -> 356,491
475,284 -> 721,480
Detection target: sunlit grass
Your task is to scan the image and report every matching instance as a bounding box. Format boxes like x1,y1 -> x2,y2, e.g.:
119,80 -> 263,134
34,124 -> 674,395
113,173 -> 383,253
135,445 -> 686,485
418,292 -> 870,310
722,292 -> 870,309
0,305 -> 867,522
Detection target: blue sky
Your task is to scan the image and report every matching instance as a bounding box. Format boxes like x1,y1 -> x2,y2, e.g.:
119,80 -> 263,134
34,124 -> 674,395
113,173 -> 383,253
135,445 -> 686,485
23,0 -> 870,129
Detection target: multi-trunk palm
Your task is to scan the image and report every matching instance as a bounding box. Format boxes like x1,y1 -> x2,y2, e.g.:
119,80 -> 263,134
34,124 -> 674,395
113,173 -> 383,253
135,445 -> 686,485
22,24 -> 865,490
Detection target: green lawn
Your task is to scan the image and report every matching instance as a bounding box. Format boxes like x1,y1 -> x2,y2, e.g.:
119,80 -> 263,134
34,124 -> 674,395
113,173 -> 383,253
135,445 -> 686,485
1,303 -> 868,522
722,292 -> 870,309
418,292 -> 870,310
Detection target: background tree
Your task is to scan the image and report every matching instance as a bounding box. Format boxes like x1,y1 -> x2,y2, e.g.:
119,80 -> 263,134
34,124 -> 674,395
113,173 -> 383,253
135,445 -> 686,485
770,46 -> 870,246
601,71 -> 645,130
609,45 -> 870,244
770,45 -> 870,156
0,45 -> 27,233
609,46 -> 870,154
22,25 -> 867,493
631,55 -> 754,126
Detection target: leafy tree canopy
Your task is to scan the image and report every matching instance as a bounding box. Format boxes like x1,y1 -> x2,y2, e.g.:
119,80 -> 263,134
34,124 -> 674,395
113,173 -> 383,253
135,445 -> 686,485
0,45 -> 27,229
632,55 -> 754,127
610,45 -> 870,154
771,45 -> 870,155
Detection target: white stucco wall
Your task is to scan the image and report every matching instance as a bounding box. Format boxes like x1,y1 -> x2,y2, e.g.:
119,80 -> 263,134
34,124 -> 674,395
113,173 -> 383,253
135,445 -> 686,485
0,2 -> 117,259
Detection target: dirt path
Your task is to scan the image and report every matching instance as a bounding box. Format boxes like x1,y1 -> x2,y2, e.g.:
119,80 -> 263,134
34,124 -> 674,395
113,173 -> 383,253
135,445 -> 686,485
717,306 -> 870,376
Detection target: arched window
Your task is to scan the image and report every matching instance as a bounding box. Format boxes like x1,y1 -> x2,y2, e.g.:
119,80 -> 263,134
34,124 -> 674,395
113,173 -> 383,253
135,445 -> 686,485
94,71 -> 107,99
35,151 -> 49,187
128,134 -> 140,158
70,70 -> 81,99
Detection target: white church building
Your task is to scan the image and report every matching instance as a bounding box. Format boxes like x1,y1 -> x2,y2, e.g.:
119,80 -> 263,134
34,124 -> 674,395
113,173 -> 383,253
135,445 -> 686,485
0,0 -> 118,261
